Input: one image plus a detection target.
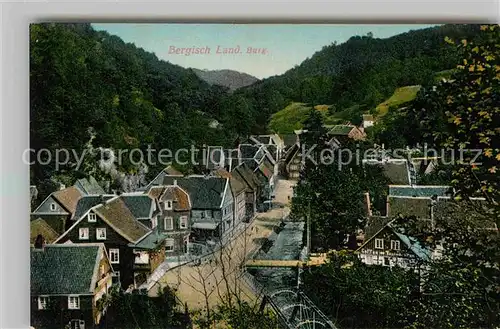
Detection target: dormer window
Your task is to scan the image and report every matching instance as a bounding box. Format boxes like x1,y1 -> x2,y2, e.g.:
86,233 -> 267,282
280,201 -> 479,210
164,200 -> 172,210
50,203 -> 56,211
88,213 -> 97,222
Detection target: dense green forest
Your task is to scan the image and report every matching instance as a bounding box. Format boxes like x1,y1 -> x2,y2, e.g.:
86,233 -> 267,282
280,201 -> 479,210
30,23 -> 483,195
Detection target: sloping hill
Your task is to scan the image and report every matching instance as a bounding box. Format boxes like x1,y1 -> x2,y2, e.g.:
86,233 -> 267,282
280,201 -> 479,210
375,85 -> 422,116
231,24 -> 482,130
191,68 -> 259,91
269,102 -> 336,134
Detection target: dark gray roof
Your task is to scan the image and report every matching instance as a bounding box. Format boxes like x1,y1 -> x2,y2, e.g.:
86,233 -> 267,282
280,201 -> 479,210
239,144 -> 261,159
389,185 -> 452,198
75,176 -> 106,195
31,244 -> 102,295
163,175 -> 227,209
121,194 -> 154,219
130,231 -> 167,250
364,159 -> 411,185
73,195 -> 115,220
281,134 -> 298,148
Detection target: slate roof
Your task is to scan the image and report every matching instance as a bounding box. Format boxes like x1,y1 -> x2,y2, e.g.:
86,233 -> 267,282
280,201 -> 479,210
163,175 -> 227,209
239,144 -> 261,159
130,231 -> 167,250
364,159 -> 411,185
52,187 -> 84,214
73,195 -> 116,220
363,114 -> 374,121
364,216 -> 392,241
30,218 -> 59,245
281,134 -> 298,148
121,194 -> 153,219
232,166 -> 256,191
393,231 -> 432,261
75,176 -> 106,195
31,244 -> 103,295
30,214 -> 69,235
229,174 -> 247,196
389,185 -> 452,198
93,197 -> 150,243
387,196 -> 432,219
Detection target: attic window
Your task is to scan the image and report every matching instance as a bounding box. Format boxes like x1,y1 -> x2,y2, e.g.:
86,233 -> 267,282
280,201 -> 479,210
88,213 -> 97,222
50,203 -> 56,211
375,238 -> 384,249
391,240 -> 400,250
38,296 -> 49,310
165,200 -> 172,210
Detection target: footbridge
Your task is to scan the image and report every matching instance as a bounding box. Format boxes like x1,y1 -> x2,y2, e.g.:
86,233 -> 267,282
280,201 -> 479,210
244,254 -> 328,269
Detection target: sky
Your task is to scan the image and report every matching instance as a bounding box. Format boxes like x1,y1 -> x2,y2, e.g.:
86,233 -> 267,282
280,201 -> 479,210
92,24 -> 438,79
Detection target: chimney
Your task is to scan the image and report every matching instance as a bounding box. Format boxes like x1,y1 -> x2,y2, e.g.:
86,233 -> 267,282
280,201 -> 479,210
364,192 -> 372,217
34,234 -> 45,249
173,179 -> 177,186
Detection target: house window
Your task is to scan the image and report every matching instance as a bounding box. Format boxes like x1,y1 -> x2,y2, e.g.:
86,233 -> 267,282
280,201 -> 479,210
375,238 -> 384,249
38,296 -> 49,310
109,248 -> 119,264
165,239 -> 175,252
165,200 -> 172,210
383,257 -> 390,266
179,216 -> 188,229
134,251 -> 149,264
96,228 -> 106,240
164,217 -> 173,230
205,210 -> 211,218
79,228 -> 89,240
68,296 -> 80,309
391,240 -> 400,250
88,212 -> 97,222
50,203 -> 56,211
111,271 -> 120,284
152,216 -> 158,229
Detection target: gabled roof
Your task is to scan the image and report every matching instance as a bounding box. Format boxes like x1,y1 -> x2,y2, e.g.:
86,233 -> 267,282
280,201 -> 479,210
31,243 -> 106,295
280,134 -> 299,148
52,187 -> 84,214
239,144 -> 262,159
165,165 -> 183,176
364,216 -> 392,241
162,175 -> 227,209
363,159 -> 411,185
159,185 -> 191,211
93,197 -> 150,243
75,176 -> 106,195
357,219 -> 431,261
389,185 -> 452,198
387,196 -> 432,219
120,194 -> 154,219
362,114 -> 374,121
73,195 -> 116,220
30,218 -> 59,245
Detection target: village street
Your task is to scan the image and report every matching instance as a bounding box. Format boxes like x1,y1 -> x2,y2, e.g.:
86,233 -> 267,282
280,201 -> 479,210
148,178 -> 296,311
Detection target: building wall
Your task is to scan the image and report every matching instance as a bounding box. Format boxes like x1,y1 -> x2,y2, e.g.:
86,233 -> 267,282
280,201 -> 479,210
221,182 -> 234,233
234,191 -> 246,225
31,295 -> 94,329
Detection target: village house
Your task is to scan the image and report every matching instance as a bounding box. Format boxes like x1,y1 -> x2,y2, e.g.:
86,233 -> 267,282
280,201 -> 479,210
356,219 -> 431,269
214,168 -> 247,226
53,196 -> 166,290
362,114 -> 375,128
145,183 -> 192,258
163,175 -> 234,244
232,163 -> 259,221
139,165 -> 184,192
30,243 -> 113,329
327,124 -> 367,141
31,186 -> 84,235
